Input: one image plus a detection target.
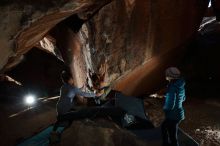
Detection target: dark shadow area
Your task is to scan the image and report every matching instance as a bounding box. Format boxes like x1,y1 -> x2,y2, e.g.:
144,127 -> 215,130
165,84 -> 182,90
0,0 -> 65,10
0,77 -> 23,102
1,48 -> 65,102
181,20 -> 220,99
62,14 -> 85,33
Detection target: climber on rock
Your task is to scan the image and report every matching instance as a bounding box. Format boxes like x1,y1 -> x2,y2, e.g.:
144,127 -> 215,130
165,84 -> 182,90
50,70 -> 100,142
161,67 -> 186,146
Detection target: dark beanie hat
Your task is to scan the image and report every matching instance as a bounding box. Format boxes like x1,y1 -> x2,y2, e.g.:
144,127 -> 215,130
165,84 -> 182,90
165,67 -> 181,78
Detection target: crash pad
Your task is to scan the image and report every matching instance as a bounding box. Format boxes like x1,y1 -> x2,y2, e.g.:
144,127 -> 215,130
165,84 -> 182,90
17,126 -> 64,146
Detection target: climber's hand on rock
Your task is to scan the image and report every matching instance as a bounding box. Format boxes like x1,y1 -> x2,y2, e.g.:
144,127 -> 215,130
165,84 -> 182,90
96,92 -> 103,97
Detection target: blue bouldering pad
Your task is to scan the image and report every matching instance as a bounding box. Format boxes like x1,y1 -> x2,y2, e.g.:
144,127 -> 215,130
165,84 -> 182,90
17,126 -> 64,146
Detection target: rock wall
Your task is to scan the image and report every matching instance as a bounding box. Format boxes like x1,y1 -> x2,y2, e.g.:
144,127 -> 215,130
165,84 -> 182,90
80,0 -> 209,95
0,0 -> 112,72
60,120 -> 147,146
50,22 -> 88,90
0,0 -> 213,96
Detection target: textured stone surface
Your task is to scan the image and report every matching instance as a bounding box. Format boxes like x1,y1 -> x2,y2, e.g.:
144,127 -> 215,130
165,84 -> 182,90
79,0 -> 209,95
0,0 -> 112,71
58,119 -> 148,146
0,0 -> 211,96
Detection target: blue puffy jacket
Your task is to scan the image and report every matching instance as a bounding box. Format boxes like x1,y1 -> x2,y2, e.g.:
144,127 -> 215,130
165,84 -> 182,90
163,78 -> 186,122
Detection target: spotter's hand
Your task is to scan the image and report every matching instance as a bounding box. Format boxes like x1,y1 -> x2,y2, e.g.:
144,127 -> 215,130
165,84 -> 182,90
149,93 -> 164,99
149,94 -> 159,98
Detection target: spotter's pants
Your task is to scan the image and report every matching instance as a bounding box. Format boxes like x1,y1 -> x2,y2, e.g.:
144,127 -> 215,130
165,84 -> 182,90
161,119 -> 180,146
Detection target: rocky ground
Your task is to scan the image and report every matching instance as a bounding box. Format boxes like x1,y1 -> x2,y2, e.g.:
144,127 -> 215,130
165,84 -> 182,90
51,119 -> 148,146
0,99 -> 57,146
144,97 -> 220,146
0,95 -> 219,146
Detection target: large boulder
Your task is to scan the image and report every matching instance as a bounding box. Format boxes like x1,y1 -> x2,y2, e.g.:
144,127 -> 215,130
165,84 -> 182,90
0,0 -> 112,72
0,0 -> 211,96
58,119 -> 148,146
78,0 -> 209,95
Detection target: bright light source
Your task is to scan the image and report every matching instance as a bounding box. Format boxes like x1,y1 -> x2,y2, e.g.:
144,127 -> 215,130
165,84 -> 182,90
25,95 -> 36,105
208,0 -> 212,8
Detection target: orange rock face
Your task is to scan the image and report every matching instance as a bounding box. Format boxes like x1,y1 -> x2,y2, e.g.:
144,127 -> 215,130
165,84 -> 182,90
79,0 -> 209,95
0,0 -> 112,71
0,0 -> 211,96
